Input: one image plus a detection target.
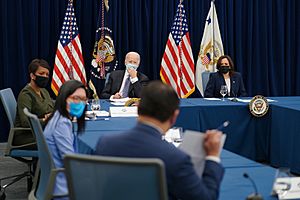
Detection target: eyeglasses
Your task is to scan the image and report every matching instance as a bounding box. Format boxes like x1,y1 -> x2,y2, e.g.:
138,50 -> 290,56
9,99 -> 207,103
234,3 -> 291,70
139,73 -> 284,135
68,95 -> 88,103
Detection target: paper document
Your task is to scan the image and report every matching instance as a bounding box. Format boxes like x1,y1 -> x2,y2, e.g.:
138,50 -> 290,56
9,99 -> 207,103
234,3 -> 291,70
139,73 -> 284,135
111,102 -> 126,106
272,177 -> 300,199
204,98 -> 221,101
179,130 -> 226,177
228,98 -> 277,103
109,97 -> 130,102
86,110 -> 109,117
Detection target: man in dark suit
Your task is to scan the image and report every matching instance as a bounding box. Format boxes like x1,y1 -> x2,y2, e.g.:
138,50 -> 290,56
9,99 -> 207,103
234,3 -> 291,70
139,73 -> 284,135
100,51 -> 149,99
204,55 -> 247,98
95,81 -> 224,200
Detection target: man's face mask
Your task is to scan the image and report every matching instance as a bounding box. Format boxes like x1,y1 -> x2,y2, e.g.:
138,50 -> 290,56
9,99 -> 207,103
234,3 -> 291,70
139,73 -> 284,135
34,74 -> 49,88
126,63 -> 138,71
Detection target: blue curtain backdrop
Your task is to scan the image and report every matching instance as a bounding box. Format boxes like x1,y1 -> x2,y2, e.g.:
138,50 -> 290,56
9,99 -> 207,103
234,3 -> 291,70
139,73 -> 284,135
1,0 -> 299,141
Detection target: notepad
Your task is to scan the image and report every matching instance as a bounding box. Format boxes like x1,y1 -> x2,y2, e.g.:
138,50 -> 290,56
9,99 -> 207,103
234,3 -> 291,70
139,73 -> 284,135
179,130 -> 226,177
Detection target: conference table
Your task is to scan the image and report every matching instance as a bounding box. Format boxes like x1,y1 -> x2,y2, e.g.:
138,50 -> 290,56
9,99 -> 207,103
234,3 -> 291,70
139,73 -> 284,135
80,97 -> 300,174
175,97 -> 300,174
76,98 -> 300,199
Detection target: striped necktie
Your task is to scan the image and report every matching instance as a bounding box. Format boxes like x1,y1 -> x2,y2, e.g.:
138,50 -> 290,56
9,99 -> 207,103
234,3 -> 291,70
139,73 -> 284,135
121,76 -> 131,98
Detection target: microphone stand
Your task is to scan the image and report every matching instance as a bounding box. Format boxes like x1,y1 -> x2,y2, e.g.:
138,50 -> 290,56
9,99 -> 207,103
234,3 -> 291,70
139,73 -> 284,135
243,173 -> 263,200
230,90 -> 238,102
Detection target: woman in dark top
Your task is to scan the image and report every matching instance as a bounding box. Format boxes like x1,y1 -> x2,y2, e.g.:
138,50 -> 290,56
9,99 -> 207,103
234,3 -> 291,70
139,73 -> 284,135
14,59 -> 54,147
204,55 -> 247,98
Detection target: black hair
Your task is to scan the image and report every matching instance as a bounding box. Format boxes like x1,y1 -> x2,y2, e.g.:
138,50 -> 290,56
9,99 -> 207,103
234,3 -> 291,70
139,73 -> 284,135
47,80 -> 87,133
138,80 -> 179,122
28,59 -> 51,74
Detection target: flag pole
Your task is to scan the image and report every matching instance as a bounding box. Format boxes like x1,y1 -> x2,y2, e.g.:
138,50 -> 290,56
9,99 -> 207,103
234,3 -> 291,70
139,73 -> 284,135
178,0 -> 184,83
68,0 -> 74,79
212,0 -> 215,69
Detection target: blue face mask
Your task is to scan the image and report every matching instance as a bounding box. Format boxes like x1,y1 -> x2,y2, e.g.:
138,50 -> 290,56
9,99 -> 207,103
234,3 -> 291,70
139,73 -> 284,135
126,63 -> 138,71
69,102 -> 86,118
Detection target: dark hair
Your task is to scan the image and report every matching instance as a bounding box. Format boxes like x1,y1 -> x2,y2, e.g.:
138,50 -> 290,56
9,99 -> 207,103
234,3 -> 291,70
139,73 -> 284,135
138,80 -> 179,122
28,59 -> 51,74
216,55 -> 235,76
48,80 -> 87,133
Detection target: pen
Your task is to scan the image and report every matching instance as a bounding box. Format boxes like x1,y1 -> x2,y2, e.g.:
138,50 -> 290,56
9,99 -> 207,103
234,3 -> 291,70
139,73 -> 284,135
216,121 -> 230,131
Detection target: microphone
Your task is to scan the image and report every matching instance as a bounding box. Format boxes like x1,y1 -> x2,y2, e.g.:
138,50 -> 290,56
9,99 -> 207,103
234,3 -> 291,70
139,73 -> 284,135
243,173 -> 263,200
231,84 -> 238,102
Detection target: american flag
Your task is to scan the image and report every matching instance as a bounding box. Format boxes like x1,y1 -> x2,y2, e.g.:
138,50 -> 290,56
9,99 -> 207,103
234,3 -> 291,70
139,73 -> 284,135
160,3 -> 194,98
51,0 -> 86,95
202,53 -> 211,65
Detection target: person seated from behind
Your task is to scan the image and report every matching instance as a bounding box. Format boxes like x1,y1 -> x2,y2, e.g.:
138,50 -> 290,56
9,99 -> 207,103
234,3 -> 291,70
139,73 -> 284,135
100,51 -> 149,99
15,59 -> 54,147
204,55 -> 247,98
95,80 -> 224,200
44,80 -> 87,197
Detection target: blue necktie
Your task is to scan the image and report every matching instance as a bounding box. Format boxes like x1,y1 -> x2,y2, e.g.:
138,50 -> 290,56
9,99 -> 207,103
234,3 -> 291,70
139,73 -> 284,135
121,77 -> 130,97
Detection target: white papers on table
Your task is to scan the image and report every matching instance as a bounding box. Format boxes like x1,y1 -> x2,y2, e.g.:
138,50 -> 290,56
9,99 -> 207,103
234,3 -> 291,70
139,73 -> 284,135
227,98 -> 277,103
86,110 -> 109,117
109,106 -> 138,117
272,177 -> 300,199
111,102 -> 126,106
227,98 -> 251,103
179,130 -> 226,177
204,98 -> 221,101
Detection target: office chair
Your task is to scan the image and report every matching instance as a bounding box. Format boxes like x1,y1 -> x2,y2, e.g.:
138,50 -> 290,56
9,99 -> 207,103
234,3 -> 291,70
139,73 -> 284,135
64,154 -> 168,200
0,88 -> 38,199
202,71 -> 211,92
23,108 -> 68,200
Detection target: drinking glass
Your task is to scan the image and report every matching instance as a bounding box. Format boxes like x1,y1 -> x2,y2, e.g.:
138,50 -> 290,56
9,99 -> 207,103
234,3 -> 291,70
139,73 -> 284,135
220,85 -> 228,101
91,99 -> 101,111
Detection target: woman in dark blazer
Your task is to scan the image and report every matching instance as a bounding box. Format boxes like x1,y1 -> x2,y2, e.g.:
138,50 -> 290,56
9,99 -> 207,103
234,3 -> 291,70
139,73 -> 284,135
204,55 -> 247,98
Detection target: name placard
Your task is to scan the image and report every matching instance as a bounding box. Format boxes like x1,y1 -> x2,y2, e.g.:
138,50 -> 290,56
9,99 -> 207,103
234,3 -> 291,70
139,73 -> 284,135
109,106 -> 138,117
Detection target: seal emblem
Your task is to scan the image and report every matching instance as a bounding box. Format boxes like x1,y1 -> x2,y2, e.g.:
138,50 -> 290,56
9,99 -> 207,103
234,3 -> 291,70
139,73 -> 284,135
249,95 -> 269,117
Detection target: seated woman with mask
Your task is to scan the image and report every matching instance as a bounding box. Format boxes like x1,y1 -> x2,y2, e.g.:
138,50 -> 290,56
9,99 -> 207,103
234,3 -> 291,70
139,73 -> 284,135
204,55 -> 247,98
15,59 -> 54,147
43,80 -> 87,197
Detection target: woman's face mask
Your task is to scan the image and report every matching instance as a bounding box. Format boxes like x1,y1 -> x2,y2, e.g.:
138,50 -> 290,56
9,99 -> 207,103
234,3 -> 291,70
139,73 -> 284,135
69,102 -> 86,118
219,66 -> 231,74
34,74 -> 49,88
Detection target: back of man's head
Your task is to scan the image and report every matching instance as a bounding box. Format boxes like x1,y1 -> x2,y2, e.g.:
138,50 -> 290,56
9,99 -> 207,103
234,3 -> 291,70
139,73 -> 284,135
138,80 -> 179,122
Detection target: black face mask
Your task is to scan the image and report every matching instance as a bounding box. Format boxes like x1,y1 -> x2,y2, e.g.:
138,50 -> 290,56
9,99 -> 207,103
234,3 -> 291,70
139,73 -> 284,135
34,74 -> 49,88
219,66 -> 231,74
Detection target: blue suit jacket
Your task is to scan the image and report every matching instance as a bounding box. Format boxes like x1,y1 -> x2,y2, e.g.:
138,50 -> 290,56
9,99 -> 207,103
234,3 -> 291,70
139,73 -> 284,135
100,70 -> 149,99
204,72 -> 247,98
95,123 -> 224,200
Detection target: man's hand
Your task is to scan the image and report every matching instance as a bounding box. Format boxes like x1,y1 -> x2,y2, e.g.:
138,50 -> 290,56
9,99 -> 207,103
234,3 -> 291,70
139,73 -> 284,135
127,68 -> 137,78
112,92 -> 122,99
203,130 -> 222,157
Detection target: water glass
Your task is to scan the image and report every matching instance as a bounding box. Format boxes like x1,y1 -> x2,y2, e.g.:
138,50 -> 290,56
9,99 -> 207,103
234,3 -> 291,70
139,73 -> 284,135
220,85 -> 228,101
91,99 -> 101,111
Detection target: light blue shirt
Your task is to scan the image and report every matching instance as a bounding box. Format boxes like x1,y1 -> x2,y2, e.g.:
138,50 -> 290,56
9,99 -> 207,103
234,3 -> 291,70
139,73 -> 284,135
44,111 -> 77,197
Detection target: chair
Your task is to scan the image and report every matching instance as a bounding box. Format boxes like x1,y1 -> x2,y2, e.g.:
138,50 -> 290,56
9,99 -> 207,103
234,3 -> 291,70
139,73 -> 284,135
64,154 -> 168,200
202,71 -> 211,92
23,108 -> 67,200
0,88 -> 38,199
